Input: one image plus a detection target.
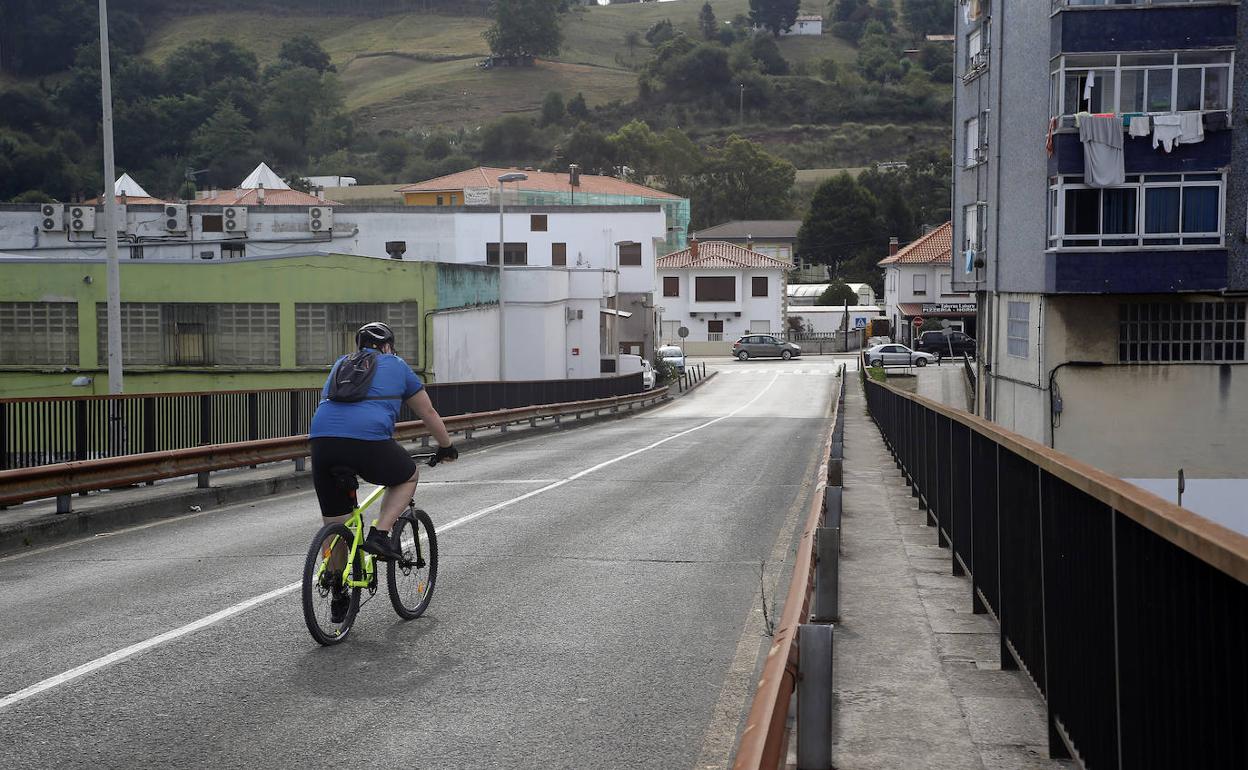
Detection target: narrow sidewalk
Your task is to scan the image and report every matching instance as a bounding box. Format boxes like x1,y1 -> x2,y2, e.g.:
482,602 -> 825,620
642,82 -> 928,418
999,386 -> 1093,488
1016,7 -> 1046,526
831,380 -> 1072,769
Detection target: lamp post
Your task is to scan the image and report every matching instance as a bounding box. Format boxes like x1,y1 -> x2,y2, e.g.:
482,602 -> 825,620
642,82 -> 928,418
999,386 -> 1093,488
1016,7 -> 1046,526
496,171 -> 527,380
98,0 -> 123,395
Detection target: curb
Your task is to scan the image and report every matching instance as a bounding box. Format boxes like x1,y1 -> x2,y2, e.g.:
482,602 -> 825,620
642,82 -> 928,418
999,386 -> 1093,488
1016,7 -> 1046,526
0,393 -> 672,557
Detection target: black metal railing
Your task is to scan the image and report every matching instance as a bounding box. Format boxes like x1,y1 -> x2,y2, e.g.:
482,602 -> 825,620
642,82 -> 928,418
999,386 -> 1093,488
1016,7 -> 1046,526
0,373 -> 642,470
862,377 -> 1247,768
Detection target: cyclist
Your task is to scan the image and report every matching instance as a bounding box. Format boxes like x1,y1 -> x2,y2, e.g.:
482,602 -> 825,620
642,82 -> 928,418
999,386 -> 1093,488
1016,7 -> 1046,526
309,322 -> 457,582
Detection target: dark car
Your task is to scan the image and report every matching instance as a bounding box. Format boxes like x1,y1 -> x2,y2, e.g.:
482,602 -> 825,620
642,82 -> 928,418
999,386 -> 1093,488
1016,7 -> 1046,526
731,335 -> 801,361
915,330 -> 976,360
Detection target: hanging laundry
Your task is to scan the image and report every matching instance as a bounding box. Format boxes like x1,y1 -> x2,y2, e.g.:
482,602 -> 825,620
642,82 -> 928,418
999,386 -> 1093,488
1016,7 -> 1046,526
964,249 -> 975,274
1082,70 -> 1096,105
1079,115 -> 1124,188
1177,112 -> 1204,146
1046,117 -> 1057,158
1152,114 -> 1182,153
1074,111 -> 1092,128
1128,116 -> 1151,138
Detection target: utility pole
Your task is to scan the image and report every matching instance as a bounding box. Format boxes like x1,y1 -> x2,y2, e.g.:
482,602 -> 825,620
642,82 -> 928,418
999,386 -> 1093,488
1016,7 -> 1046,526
98,0 -> 123,395
496,172 -> 527,380
739,83 -> 745,126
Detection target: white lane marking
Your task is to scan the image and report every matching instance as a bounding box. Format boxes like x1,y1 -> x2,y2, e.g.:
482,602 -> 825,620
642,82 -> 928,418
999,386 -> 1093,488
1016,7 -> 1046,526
417,479 -> 558,486
0,374 -> 783,712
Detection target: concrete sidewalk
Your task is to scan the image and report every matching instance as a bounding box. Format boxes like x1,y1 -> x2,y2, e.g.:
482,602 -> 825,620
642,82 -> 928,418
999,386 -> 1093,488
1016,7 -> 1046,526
831,380 -> 1071,769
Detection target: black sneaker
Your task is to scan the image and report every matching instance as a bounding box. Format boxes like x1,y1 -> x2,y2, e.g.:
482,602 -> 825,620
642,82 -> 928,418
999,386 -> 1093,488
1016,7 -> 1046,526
330,587 -> 351,624
361,527 -> 403,562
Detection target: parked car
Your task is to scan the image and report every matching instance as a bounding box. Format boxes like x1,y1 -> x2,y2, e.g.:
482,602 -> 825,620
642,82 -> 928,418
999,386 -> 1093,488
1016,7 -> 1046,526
657,345 -> 686,374
731,335 -> 802,361
915,330 -> 976,360
641,359 -> 656,390
865,343 -> 935,367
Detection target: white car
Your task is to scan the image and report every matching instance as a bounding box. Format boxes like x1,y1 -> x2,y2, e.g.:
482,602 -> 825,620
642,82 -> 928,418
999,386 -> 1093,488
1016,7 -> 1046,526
865,343 -> 936,368
657,345 -> 686,374
642,359 -> 656,390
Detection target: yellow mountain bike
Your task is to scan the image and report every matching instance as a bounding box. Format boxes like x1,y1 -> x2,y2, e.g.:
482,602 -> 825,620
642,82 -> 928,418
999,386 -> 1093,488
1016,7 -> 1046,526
301,454 -> 439,645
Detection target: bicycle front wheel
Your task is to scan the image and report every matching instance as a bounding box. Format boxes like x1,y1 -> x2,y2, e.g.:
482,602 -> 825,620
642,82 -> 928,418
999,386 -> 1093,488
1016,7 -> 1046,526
387,509 -> 438,619
302,523 -> 361,645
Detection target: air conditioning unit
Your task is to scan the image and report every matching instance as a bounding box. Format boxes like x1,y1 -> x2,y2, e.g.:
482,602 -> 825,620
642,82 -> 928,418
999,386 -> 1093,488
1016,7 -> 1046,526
309,206 -> 333,232
39,204 -> 64,232
164,203 -> 188,232
222,206 -> 248,233
67,205 -> 95,232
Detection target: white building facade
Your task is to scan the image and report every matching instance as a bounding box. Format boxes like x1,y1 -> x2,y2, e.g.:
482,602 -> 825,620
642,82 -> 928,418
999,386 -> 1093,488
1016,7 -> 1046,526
656,240 -> 788,348
877,223 -> 976,345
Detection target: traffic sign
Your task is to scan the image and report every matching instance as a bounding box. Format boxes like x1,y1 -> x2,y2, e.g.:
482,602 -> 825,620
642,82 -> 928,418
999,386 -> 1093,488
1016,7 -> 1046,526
677,326 -> 689,338
913,317 -> 925,329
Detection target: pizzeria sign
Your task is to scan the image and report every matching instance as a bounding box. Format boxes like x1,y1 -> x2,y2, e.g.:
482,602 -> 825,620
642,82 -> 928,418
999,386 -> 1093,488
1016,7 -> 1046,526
921,303 -> 977,314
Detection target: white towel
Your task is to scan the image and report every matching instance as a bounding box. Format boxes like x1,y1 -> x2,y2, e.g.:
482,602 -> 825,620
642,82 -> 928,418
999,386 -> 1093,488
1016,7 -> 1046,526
1178,112 -> 1204,146
1152,114 -> 1182,153
1128,116 -> 1151,137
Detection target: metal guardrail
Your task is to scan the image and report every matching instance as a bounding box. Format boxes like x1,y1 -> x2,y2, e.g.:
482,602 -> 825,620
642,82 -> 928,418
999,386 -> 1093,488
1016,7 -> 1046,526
0,387 -> 669,509
862,377 -> 1247,767
734,365 -> 846,770
0,373 -> 644,471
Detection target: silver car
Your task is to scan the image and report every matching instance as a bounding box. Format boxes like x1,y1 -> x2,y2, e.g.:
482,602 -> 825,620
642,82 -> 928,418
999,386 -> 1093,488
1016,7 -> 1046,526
865,343 -> 935,367
732,335 -> 801,361
658,345 -> 686,374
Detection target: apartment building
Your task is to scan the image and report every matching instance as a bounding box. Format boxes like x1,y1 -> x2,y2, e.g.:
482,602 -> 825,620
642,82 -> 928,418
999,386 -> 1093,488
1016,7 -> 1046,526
951,0 -> 1246,479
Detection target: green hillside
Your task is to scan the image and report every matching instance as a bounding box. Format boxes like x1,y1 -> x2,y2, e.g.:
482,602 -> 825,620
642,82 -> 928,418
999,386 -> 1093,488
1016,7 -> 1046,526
140,1 -> 860,130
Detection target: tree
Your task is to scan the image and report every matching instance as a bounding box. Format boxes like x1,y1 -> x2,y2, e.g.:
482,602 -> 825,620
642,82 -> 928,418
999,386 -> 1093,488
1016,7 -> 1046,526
819,58 -> 840,83
479,116 -> 545,162
901,0 -> 955,38
562,123 -> 616,175
624,30 -> 641,58
691,135 -> 795,227
857,21 -> 904,82
749,0 -> 801,37
645,19 -> 676,46
566,92 -> 590,121
750,36 -> 790,75
423,134 -> 453,160
164,40 -> 259,94
484,0 -> 563,59
190,102 -> 260,189
261,66 -> 345,159
608,120 -> 661,179
375,136 -> 410,172
278,35 -> 336,74
816,281 -> 859,306
540,91 -> 565,127
698,2 -> 718,40
796,173 -> 885,277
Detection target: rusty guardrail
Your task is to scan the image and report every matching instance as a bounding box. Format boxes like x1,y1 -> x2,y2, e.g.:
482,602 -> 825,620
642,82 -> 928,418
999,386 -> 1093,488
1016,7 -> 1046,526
734,367 -> 845,770
0,388 -> 669,508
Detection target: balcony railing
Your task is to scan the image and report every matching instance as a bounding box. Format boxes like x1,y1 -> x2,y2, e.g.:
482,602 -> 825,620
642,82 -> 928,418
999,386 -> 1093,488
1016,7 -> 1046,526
1053,0 -> 1224,8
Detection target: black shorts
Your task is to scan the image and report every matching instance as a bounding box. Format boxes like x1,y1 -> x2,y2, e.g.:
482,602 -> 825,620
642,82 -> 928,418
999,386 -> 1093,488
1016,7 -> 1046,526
310,437 -> 418,518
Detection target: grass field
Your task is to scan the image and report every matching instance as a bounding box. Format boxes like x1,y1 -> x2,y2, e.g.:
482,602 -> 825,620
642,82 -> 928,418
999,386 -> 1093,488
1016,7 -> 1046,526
139,2 -> 864,129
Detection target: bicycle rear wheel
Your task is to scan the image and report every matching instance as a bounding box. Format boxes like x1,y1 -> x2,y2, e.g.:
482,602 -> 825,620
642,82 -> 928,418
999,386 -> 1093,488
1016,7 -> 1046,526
387,509 -> 437,619
302,523 -> 361,645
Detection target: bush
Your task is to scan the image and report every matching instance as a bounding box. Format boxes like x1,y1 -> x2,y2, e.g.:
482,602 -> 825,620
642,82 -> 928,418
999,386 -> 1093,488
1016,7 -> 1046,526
651,354 -> 679,385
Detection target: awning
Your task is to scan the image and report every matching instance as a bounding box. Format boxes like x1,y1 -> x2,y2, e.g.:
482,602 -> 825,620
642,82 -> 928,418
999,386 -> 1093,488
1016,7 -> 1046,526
897,302 -> 977,318
599,308 -> 634,319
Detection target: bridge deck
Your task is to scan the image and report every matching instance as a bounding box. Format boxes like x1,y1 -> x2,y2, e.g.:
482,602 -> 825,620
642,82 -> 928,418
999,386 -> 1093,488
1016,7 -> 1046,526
832,381 -> 1072,769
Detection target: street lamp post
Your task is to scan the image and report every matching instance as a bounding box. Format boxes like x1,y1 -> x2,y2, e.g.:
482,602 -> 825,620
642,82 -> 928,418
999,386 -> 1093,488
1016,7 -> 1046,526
98,0 -> 123,395
496,172 -> 527,380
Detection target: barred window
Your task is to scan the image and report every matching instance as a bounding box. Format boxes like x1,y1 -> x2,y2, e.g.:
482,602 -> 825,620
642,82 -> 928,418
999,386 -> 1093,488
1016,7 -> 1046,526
1118,302 -> 1247,363
1006,301 -> 1029,358
296,302 -> 420,366
0,302 -> 79,366
98,303 -> 280,366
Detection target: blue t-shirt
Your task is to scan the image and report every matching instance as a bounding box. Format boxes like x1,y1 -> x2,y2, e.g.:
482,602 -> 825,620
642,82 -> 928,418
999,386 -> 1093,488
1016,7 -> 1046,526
309,353 -> 424,441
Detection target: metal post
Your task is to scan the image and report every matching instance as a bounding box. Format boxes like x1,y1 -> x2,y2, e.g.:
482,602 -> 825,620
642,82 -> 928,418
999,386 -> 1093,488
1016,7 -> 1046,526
197,471 -> 210,489
796,623 -> 833,770
57,494 -> 73,514
813,488 -> 842,623
498,180 -> 506,381
98,0 -> 123,396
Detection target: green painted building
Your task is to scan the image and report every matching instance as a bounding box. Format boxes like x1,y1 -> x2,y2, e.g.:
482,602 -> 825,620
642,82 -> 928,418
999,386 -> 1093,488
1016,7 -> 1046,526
0,253 -> 498,397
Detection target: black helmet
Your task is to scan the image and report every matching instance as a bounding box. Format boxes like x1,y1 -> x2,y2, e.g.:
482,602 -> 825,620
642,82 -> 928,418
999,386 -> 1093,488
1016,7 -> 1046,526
356,321 -> 395,351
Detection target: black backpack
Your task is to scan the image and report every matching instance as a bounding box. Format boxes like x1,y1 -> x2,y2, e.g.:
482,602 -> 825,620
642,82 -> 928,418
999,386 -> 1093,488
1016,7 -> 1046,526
327,350 -> 381,403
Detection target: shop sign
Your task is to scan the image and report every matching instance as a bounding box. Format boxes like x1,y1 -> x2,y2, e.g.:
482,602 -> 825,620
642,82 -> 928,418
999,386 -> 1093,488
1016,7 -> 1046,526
921,303 -> 976,314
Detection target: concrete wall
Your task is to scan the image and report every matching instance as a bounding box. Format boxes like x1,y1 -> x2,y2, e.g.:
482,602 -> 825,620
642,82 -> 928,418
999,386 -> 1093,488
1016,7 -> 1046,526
432,307 -> 499,383
786,306 -> 884,335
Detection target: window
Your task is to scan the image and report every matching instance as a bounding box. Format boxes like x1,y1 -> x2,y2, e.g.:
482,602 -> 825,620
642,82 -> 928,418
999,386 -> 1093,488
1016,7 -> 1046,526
486,242 -> 529,265
1118,302 -> 1247,363
1007,301 -> 1029,359
695,277 -> 736,302
1050,52 -> 1233,117
221,243 -> 245,259
1048,174 -> 1223,248
0,302 -> 78,366
751,276 -> 768,297
963,203 -> 986,253
201,214 -> 223,233
296,302 -> 419,366
966,25 -> 988,76
96,303 -> 280,366
552,242 -> 567,266
707,319 -> 724,341
913,274 -> 927,296
618,242 -> 642,266
964,116 -> 981,167
940,273 -> 953,295
436,195 -> 444,206
660,320 -> 680,343
530,214 -> 547,232
663,276 -> 679,297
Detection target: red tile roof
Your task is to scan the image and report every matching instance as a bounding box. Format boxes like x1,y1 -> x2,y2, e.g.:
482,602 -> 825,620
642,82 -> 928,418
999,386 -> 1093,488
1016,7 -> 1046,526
877,222 -> 952,266
396,166 -> 680,200
84,195 -> 169,206
657,241 -> 791,270
191,189 -> 336,206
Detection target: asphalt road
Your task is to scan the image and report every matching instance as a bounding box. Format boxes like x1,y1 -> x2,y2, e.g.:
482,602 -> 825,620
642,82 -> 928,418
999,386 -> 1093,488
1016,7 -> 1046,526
0,360 -> 840,769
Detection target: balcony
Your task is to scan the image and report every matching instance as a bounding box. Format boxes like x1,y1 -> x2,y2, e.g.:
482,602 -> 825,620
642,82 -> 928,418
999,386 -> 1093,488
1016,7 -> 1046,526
1050,1 -> 1238,55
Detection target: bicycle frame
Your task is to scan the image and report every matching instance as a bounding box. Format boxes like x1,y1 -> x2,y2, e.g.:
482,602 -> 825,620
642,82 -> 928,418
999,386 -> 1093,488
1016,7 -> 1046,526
316,485 -> 387,590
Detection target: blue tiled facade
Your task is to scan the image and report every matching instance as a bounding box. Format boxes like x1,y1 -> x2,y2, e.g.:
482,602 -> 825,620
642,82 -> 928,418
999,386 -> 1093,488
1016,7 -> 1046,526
1050,5 -> 1239,56
1049,131 -> 1232,177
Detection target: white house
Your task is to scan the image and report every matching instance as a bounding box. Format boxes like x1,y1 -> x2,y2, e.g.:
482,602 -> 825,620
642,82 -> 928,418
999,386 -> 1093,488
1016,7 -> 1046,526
0,173 -> 668,383
784,15 -> 824,36
656,240 -> 789,350
877,223 -> 976,345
